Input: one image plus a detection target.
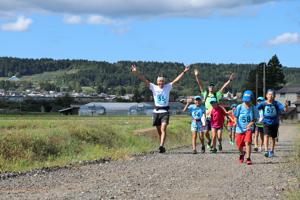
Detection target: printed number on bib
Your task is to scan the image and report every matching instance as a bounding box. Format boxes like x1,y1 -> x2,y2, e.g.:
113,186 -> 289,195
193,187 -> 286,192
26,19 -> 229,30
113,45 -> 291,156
156,95 -> 167,105
266,107 -> 275,114
192,111 -> 201,119
242,116 -> 251,123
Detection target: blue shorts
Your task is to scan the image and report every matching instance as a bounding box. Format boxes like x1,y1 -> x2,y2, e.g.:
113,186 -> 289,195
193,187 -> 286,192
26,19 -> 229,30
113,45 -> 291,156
204,117 -> 211,131
211,127 -> 223,131
191,127 -> 204,132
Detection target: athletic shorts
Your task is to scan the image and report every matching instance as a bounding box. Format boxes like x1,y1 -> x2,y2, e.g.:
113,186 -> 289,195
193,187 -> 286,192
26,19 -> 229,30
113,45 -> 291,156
211,127 -> 223,131
255,126 -> 264,133
236,130 -> 252,148
263,123 -> 278,138
228,126 -> 236,133
204,117 -> 211,131
191,127 -> 204,132
152,112 -> 170,126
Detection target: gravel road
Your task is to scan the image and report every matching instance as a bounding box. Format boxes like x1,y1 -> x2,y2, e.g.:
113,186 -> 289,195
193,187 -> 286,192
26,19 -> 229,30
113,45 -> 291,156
0,123 -> 298,200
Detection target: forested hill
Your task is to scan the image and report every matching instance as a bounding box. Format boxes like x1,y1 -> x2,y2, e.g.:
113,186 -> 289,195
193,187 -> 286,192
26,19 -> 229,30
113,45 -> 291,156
1,57 -> 299,96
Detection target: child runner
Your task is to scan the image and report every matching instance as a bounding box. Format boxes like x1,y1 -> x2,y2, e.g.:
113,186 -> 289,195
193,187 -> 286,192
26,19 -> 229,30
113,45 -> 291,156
233,91 -> 259,165
194,69 -> 235,150
206,98 -> 229,153
254,97 -> 264,152
132,64 -> 190,153
227,104 -> 237,145
183,96 -> 206,154
256,89 -> 288,157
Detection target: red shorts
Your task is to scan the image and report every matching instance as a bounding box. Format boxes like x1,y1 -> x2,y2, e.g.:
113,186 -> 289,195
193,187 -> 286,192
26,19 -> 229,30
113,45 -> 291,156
236,130 -> 252,148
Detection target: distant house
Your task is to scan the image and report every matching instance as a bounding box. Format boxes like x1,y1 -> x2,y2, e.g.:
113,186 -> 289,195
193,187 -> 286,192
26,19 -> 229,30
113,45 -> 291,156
276,86 -> 300,120
8,76 -> 21,81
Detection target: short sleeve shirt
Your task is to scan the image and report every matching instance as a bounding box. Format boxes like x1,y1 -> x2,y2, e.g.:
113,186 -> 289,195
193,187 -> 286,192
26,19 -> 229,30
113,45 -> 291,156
202,90 -> 223,110
234,103 -> 260,134
150,83 -> 173,113
210,106 -> 228,129
256,100 -> 286,125
187,104 -> 206,127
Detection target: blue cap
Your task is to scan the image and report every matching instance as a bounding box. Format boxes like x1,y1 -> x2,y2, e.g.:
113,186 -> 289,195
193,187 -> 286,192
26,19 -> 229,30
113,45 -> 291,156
210,98 -> 217,103
266,89 -> 276,95
231,104 -> 237,109
194,96 -> 202,100
242,90 -> 253,102
257,97 -> 264,101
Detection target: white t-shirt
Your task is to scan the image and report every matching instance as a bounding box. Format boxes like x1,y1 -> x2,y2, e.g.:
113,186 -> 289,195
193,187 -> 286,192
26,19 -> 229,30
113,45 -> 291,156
150,83 -> 173,113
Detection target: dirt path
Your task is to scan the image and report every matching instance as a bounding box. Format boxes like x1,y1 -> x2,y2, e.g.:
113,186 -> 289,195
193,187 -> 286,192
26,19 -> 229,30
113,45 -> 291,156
0,123 -> 298,199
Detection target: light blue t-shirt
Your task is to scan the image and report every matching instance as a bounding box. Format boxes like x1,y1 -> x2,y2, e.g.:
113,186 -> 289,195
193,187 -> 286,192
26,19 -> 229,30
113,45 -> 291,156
187,104 -> 206,128
255,109 -> 264,126
234,103 -> 259,134
256,100 -> 285,125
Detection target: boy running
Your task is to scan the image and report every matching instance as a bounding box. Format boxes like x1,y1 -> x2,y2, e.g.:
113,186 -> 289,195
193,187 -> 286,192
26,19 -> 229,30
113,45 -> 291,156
256,89 -> 288,157
132,64 -> 190,153
206,98 -> 229,153
254,97 -> 264,152
234,91 -> 259,165
194,69 -> 235,150
183,96 -> 206,154
227,104 -> 237,145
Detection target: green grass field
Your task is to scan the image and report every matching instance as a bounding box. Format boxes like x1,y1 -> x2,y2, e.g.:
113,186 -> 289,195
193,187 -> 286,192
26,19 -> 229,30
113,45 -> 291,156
0,115 -> 209,172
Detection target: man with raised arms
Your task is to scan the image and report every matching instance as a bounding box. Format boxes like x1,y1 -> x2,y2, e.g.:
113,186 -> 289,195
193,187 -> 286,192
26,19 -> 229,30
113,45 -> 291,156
194,69 -> 235,150
132,64 -> 190,153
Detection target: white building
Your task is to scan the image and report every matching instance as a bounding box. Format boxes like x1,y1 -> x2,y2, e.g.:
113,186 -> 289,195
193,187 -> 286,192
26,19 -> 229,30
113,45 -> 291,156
276,86 -> 300,120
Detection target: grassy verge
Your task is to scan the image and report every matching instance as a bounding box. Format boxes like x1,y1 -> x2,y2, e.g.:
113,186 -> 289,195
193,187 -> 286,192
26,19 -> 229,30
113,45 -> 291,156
1,115 -> 226,172
283,123 -> 300,199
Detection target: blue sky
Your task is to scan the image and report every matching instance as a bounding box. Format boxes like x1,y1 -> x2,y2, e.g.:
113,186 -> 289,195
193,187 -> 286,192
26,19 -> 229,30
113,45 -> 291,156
0,0 -> 300,67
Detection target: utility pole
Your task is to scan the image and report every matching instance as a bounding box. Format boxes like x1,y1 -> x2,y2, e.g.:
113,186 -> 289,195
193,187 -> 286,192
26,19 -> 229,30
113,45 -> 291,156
263,62 -> 266,97
256,72 -> 258,101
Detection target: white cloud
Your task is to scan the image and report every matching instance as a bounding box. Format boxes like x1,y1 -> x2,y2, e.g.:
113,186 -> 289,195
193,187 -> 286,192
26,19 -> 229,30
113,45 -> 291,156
86,15 -> 128,26
244,42 -> 254,47
0,0 -> 282,19
260,32 -> 300,46
63,15 -> 83,25
0,15 -> 33,31
108,27 -> 131,35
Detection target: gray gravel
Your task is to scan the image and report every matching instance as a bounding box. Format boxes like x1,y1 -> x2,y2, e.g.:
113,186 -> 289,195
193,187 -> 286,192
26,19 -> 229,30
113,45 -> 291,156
0,123 -> 297,200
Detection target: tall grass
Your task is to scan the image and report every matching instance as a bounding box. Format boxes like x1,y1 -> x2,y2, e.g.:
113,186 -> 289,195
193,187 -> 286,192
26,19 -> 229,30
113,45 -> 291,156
283,124 -> 300,199
0,115 -> 195,172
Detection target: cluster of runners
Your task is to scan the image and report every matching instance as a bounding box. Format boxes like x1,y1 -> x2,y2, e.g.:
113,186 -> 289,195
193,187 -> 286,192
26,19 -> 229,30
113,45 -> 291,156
132,65 -> 288,165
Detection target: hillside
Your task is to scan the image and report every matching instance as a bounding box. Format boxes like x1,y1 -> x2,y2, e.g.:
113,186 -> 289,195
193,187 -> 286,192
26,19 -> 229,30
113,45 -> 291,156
0,57 -> 299,96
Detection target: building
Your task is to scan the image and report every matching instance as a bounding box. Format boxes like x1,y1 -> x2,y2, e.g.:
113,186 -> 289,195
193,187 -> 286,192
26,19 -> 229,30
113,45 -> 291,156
8,76 -> 21,81
276,86 -> 300,120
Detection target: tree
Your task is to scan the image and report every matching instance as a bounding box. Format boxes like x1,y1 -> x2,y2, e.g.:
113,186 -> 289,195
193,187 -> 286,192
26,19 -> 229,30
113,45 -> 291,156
96,85 -> 104,94
132,87 -> 142,103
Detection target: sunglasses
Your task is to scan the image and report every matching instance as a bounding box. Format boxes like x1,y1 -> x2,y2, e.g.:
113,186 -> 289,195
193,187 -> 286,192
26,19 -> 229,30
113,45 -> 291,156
209,86 -> 215,88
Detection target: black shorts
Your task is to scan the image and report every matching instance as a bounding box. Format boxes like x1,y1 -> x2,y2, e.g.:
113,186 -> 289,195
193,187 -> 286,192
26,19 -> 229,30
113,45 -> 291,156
263,123 -> 279,138
153,112 -> 170,126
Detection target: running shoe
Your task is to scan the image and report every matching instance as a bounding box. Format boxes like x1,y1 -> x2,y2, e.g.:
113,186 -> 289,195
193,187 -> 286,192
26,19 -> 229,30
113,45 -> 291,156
254,146 -> 258,152
229,139 -> 232,144
259,147 -> 262,152
218,143 -> 222,151
212,148 -> 217,153
207,140 -> 211,149
246,158 -> 252,165
158,145 -> 166,153
239,151 -> 245,163
192,150 -> 197,154
231,141 -> 235,145
275,137 -> 278,142
269,151 -> 274,157
201,146 -> 205,153
264,151 -> 269,157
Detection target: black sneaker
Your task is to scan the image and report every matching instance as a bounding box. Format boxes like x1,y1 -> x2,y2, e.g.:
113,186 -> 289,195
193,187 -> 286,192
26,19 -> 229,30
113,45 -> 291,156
218,143 -> 222,151
192,150 -> 197,154
201,146 -> 205,153
158,145 -> 166,153
212,148 -> 217,153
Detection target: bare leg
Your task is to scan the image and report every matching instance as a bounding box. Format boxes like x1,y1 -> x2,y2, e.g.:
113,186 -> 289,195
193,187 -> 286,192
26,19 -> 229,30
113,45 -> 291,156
246,142 -> 251,158
192,131 -> 197,150
264,135 -> 269,151
217,130 -> 222,144
270,137 -> 275,151
254,131 -> 259,147
211,128 -> 217,148
160,122 -> 168,146
156,126 -> 162,144
199,132 -> 205,147
204,129 -> 211,141
259,132 -> 264,148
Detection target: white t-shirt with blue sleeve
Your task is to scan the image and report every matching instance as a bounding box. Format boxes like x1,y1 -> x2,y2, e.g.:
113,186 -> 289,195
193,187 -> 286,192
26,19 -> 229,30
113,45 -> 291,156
187,104 -> 206,128
150,83 -> 173,113
234,103 -> 260,134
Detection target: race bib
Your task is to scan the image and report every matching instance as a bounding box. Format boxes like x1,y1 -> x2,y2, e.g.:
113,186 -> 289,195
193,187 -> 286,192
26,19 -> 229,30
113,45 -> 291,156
239,114 -> 252,127
192,111 -> 201,120
156,95 -> 167,105
264,105 -> 277,117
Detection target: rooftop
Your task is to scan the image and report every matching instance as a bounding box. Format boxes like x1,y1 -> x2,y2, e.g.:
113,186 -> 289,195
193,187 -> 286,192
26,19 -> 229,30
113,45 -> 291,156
276,86 -> 300,93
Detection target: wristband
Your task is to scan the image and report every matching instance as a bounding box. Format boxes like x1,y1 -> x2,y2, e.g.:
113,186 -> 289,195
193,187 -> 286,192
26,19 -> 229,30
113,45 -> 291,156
183,71 -> 186,74
230,79 -> 232,81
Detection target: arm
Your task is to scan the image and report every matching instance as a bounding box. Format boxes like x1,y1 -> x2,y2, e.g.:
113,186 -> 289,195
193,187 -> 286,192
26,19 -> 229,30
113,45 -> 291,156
245,119 -> 258,130
220,73 -> 235,94
194,69 -> 204,93
172,64 -> 190,87
183,99 -> 192,112
283,101 -> 288,112
132,65 -> 150,88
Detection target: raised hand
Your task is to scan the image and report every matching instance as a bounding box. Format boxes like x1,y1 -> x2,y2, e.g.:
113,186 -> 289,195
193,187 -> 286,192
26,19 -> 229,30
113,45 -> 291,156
131,64 -> 137,72
184,64 -> 190,73
230,73 -> 235,80
194,68 -> 198,76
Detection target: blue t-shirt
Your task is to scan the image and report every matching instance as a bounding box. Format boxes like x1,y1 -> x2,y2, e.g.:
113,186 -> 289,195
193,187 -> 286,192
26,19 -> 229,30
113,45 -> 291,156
234,103 -> 259,134
187,104 -> 206,128
256,100 -> 285,125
